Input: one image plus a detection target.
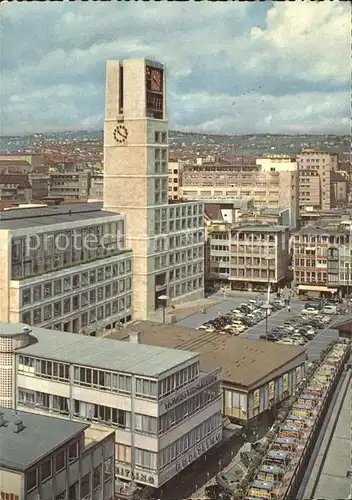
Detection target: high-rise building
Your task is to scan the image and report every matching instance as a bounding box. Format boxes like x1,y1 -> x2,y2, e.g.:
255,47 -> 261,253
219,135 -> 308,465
297,149 -> 339,212
103,59 -> 204,320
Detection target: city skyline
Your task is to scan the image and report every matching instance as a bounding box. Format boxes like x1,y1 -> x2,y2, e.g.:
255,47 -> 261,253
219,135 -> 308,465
1,2 -> 349,136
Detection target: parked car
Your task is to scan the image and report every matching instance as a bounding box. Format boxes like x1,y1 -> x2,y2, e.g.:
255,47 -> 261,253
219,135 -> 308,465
322,305 -> 337,315
205,484 -> 231,500
216,472 -> 241,493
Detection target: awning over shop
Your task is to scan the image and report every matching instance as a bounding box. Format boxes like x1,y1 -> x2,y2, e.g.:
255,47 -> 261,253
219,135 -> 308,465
297,285 -> 337,293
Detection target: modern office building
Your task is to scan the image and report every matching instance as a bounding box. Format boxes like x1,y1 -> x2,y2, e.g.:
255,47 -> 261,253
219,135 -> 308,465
0,406 -> 115,500
297,149 -> 344,212
292,225 -> 352,297
206,223 -> 289,291
49,171 -> 90,200
0,203 -> 132,334
28,172 -> 50,200
103,58 -> 204,320
3,322 -> 222,489
0,174 -> 33,202
180,168 -> 299,229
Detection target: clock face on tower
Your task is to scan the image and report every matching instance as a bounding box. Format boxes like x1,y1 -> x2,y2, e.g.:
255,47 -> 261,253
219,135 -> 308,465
113,124 -> 128,144
146,65 -> 164,119
150,68 -> 162,92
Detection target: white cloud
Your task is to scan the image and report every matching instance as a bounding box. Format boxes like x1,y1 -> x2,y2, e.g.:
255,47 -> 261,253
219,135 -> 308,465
0,2 -> 349,135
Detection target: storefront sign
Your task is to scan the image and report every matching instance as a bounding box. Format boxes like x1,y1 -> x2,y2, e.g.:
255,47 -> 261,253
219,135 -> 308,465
175,431 -> 222,473
283,373 -> 289,392
253,389 -> 260,408
115,466 -> 156,486
163,372 -> 218,412
268,381 -> 275,400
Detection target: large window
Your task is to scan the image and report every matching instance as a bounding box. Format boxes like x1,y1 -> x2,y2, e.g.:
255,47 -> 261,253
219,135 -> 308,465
135,378 -> 157,400
81,473 -> 90,499
73,366 -> 131,394
135,414 -> 157,435
41,458 -> 52,482
158,362 -> 199,398
56,450 -> 66,472
135,449 -> 157,471
22,288 -> 31,305
26,468 -> 38,492
93,465 -> 102,490
69,441 -> 79,463
104,458 -> 113,481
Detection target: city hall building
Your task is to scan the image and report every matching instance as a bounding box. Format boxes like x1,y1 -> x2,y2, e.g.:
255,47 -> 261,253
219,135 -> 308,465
0,322 -> 222,489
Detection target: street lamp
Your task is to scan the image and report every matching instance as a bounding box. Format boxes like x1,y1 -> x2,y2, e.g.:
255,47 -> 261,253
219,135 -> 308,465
158,294 -> 168,323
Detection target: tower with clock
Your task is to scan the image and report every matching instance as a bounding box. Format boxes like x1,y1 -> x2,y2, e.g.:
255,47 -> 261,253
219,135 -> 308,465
103,58 -> 204,322
103,58 -> 169,320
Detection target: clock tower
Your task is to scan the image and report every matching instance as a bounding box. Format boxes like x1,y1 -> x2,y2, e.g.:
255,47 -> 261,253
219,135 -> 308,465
103,58 -> 169,320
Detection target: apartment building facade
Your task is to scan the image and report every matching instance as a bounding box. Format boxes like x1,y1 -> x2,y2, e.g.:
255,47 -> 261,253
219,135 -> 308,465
207,224 -> 289,291
292,226 -> 352,297
0,407 -> 115,500
103,59 -> 204,320
0,174 -> 32,202
0,204 -> 132,334
49,171 -> 90,200
297,149 -> 339,212
4,323 -> 222,489
180,168 -> 299,229
28,172 -> 50,199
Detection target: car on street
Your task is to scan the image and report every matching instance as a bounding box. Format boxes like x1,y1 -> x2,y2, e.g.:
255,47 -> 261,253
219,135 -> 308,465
205,484 -> 232,500
216,472 -> 241,493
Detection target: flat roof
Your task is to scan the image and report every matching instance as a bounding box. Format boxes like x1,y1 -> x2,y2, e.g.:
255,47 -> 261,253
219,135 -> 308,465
109,321 -> 305,388
0,203 -> 122,230
0,407 -> 88,471
233,225 -> 288,233
16,326 -> 198,377
0,322 -> 30,337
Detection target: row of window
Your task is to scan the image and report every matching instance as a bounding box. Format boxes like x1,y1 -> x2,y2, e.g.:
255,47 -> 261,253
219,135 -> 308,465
12,223 -> 124,279
21,294 -> 132,326
21,262 -> 131,306
159,204 -> 202,219
159,383 -> 220,434
159,413 -> 221,469
18,360 -> 200,401
168,278 -> 204,299
26,441 -> 80,492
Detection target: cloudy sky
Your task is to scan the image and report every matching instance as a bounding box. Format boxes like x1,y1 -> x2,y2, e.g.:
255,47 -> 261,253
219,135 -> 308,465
1,1 -> 350,136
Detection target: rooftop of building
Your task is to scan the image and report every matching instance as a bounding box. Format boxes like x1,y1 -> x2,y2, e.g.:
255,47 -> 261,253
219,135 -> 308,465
293,226 -> 350,236
0,407 -> 88,471
232,224 -> 288,233
0,202 -> 124,229
108,321 -> 306,388
15,325 -> 198,377
0,174 -> 32,189
0,159 -> 31,165
0,322 -> 31,337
